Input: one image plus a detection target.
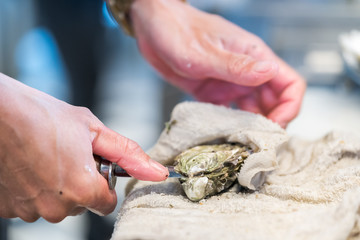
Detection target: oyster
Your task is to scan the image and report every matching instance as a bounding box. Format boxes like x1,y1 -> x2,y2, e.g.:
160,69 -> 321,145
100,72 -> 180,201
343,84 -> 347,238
174,143 -> 251,201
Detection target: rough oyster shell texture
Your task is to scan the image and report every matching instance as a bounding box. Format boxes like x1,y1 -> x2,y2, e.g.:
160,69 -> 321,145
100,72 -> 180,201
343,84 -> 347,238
174,143 -> 252,201
147,102 -> 288,190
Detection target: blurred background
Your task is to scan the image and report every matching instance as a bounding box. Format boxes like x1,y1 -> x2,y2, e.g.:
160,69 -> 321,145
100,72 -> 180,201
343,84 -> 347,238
0,0 -> 360,239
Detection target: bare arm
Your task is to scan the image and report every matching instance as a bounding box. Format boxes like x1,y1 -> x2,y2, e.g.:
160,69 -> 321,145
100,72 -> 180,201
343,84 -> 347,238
0,73 -> 168,222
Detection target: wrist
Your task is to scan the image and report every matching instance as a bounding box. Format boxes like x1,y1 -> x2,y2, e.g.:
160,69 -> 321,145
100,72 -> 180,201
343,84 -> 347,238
108,0 -> 186,37
0,73 -> 20,104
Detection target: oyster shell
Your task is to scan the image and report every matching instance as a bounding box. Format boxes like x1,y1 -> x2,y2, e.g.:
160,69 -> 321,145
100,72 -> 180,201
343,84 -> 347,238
174,143 -> 251,201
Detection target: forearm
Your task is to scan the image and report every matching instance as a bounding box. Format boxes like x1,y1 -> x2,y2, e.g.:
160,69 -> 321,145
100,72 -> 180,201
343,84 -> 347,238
0,73 -> 56,134
0,73 -> 30,128
108,0 -> 186,37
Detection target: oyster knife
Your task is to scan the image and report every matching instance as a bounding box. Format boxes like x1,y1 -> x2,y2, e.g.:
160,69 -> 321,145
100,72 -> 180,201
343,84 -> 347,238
94,156 -> 183,189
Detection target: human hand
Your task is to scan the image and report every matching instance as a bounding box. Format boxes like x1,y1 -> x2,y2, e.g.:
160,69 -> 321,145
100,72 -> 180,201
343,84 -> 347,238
0,74 -> 168,222
130,0 -> 306,128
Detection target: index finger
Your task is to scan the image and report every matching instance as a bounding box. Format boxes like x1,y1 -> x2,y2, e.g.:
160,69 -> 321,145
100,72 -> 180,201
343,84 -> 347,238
91,124 -> 169,181
267,60 -> 306,127
206,50 -> 279,86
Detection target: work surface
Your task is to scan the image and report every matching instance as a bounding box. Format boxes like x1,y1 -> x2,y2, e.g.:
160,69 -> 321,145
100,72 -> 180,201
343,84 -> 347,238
112,133 -> 360,240
111,102 -> 360,240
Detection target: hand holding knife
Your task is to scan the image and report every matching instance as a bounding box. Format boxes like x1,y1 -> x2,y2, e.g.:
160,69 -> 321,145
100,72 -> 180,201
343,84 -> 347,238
94,155 -> 182,189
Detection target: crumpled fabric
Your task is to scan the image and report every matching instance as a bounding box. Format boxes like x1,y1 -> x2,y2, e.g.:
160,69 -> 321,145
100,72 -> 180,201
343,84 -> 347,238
147,101 -> 288,189
111,102 -> 360,240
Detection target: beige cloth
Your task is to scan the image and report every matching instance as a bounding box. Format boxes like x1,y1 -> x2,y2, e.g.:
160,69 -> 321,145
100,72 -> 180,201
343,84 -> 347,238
111,102 -> 360,240
147,102 -> 288,189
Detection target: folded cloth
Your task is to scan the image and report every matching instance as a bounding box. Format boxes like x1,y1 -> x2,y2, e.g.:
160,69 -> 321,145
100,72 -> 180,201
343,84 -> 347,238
146,101 -> 288,189
111,102 -> 360,240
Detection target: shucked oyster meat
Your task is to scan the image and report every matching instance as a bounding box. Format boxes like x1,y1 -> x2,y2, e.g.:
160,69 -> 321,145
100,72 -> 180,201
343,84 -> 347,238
174,143 -> 252,201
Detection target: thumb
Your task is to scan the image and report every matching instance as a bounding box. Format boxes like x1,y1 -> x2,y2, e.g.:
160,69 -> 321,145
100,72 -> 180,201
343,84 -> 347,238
91,124 -> 168,181
205,50 -> 279,86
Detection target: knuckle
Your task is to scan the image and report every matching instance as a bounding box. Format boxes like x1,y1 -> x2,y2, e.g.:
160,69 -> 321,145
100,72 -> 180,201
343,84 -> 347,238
227,55 -> 248,76
120,137 -> 141,155
37,202 -> 69,223
15,209 -> 40,223
19,214 -> 40,223
171,49 -> 204,78
173,56 -> 195,74
76,106 -> 92,114
0,201 -> 16,218
74,106 -> 102,131
20,215 -> 40,223
42,212 -> 67,223
81,107 -> 95,119
241,35 -> 267,57
14,201 -> 40,222
252,35 -> 265,45
73,106 -> 95,120
208,13 -> 225,23
119,136 -> 130,153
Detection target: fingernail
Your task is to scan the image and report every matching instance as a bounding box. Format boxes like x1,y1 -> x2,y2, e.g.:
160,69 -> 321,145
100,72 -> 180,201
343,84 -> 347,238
252,61 -> 276,73
149,159 -> 168,174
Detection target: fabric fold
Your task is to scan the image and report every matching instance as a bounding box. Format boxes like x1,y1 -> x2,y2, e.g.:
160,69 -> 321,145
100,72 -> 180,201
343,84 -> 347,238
112,102 -> 360,240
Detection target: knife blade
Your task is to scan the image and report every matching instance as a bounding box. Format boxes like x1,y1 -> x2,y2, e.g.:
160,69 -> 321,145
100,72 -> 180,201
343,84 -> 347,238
114,164 -> 183,178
